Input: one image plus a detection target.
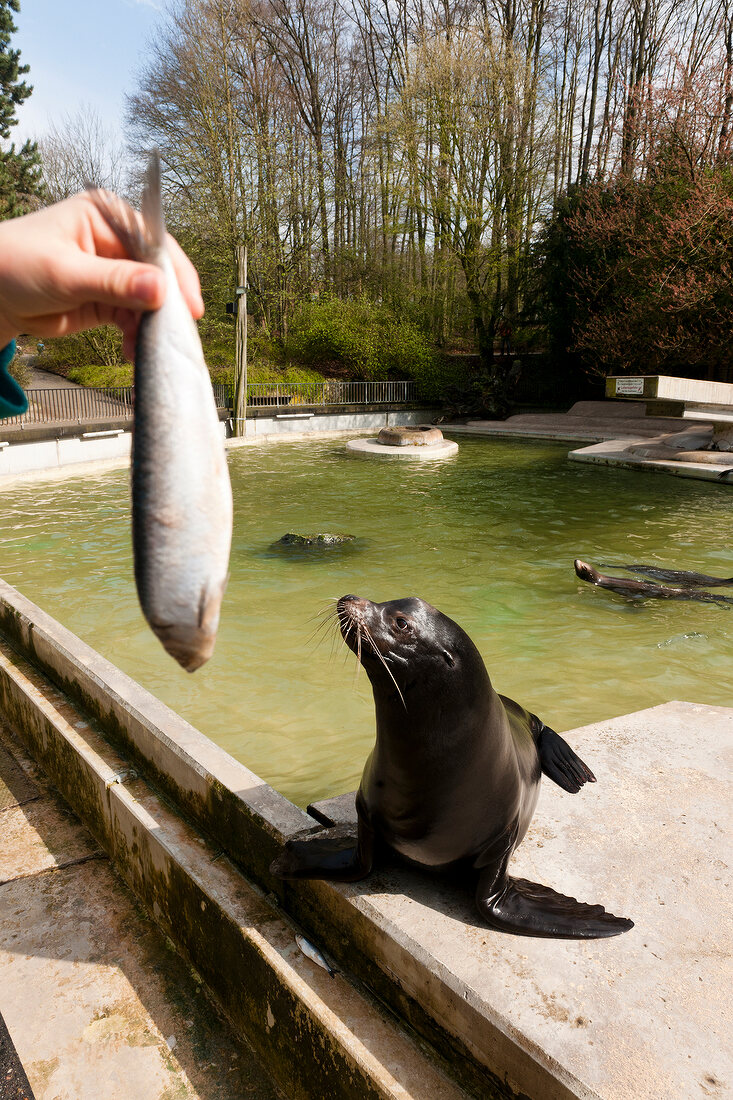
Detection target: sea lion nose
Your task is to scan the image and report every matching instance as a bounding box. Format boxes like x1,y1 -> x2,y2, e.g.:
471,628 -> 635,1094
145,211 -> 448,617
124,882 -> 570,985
337,594 -> 368,622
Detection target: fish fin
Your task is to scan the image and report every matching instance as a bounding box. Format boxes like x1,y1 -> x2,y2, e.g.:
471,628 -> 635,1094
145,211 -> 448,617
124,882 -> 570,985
86,149 -> 163,263
87,185 -> 152,264
197,577 -> 226,633
535,724 -> 596,793
476,871 -> 633,939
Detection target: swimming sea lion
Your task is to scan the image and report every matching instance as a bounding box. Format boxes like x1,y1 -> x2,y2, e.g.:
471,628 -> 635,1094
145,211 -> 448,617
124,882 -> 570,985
575,560 -> 733,604
272,595 -> 633,939
597,563 -> 733,588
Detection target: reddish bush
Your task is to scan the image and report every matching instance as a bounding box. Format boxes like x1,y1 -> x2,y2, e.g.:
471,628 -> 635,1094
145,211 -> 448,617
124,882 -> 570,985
540,169 -> 733,382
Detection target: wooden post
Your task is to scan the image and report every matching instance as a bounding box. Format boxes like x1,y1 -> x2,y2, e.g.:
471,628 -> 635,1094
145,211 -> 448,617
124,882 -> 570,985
233,245 -> 248,437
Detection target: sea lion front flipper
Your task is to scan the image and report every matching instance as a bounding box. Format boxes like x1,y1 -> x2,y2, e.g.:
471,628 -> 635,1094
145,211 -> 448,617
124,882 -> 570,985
535,724 -> 596,793
476,871 -> 634,939
270,820 -> 374,882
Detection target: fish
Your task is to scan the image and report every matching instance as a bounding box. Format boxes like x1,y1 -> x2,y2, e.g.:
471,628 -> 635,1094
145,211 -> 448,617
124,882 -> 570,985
89,151 -> 233,671
574,560 -> 733,605
295,933 -> 338,977
597,563 -> 733,588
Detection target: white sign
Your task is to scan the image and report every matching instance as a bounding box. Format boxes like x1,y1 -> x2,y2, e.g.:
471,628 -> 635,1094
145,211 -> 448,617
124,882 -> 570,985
615,377 -> 645,396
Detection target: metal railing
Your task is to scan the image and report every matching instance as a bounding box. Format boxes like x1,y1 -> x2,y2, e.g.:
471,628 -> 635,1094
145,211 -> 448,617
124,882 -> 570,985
2,379 -> 417,427
244,379 -> 417,407
4,385 -> 135,426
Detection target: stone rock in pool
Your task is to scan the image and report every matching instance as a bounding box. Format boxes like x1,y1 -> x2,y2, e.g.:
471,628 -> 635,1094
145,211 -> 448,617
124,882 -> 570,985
377,425 -> 444,447
274,532 -> 356,549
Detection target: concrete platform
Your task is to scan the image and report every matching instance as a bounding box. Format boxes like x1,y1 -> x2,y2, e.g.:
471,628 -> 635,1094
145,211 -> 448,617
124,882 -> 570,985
569,438 -> 733,483
346,436 -> 459,459
443,403 -> 733,484
309,700 -> 733,1100
443,403 -> 714,445
606,374 -> 733,406
0,721 -> 281,1100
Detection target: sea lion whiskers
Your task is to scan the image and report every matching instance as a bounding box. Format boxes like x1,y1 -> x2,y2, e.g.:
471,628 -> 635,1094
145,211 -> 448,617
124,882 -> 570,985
337,615 -> 359,668
358,620 -> 407,710
305,603 -> 343,651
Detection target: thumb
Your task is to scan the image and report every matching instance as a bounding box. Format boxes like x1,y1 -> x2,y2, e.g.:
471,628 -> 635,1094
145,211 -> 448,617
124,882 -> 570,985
68,255 -> 167,311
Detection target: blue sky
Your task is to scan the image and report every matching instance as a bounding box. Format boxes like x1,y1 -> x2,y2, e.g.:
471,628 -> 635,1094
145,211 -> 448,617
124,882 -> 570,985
12,0 -> 164,145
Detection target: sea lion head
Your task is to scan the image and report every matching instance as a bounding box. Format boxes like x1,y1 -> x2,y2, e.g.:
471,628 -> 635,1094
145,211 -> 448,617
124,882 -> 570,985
336,594 -> 491,712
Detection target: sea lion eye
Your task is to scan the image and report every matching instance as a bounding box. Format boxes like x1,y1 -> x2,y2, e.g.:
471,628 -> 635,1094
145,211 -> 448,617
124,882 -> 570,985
395,617 -> 409,630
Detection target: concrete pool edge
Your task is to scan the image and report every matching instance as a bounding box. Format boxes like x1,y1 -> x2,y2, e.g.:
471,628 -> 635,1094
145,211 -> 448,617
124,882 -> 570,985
1,581 -> 730,1099
0,407 -> 438,483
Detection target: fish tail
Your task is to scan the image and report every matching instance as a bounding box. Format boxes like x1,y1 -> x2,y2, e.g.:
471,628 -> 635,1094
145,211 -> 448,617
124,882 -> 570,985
86,148 -> 165,264
140,149 -> 166,251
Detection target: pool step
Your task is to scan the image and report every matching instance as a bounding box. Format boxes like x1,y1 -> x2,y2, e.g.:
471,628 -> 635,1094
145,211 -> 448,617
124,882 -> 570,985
0,638 -> 468,1100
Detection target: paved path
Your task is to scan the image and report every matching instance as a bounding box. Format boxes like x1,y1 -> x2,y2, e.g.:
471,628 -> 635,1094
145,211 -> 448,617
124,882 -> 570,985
18,358 -> 83,391
0,720 -> 281,1100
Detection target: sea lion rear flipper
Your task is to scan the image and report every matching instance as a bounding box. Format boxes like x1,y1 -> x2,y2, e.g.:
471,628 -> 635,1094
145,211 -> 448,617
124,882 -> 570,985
476,871 -> 634,939
535,724 -> 596,793
270,822 -> 374,882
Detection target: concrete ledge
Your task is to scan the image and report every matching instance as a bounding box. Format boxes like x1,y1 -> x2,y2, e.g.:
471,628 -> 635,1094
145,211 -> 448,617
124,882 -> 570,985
0,409 -> 437,481
0,579 -> 308,886
568,439 -> 733,483
606,374 -> 733,405
233,408 -> 435,441
0,430 -> 132,482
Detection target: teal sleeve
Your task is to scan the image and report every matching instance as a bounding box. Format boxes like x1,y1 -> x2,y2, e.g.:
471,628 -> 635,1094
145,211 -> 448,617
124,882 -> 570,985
0,340 -> 28,419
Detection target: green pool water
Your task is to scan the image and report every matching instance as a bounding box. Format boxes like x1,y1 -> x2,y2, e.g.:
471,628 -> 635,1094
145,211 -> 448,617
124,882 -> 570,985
1,436 -> 730,806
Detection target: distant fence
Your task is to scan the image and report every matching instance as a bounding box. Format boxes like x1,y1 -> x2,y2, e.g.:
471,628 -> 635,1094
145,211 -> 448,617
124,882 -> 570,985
244,379 -> 416,408
3,380 -> 418,427
4,385 -> 135,426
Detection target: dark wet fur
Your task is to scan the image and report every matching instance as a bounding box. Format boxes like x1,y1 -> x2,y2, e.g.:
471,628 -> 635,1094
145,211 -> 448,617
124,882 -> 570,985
575,560 -> 733,605
272,593 -> 634,939
598,563 -> 733,588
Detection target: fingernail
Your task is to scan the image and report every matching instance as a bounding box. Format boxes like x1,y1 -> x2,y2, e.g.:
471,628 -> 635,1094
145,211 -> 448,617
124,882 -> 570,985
131,270 -> 161,305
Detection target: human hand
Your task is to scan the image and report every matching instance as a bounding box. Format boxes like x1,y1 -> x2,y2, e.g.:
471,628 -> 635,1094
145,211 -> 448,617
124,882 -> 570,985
0,192 -> 204,359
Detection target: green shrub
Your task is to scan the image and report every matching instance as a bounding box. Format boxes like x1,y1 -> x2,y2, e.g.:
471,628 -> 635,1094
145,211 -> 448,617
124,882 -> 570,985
42,326 -> 126,375
287,297 -> 435,383
8,353 -> 32,390
208,361 -> 325,388
67,363 -> 134,387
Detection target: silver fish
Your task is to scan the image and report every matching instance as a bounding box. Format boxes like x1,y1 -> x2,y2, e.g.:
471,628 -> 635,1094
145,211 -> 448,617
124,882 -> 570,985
295,934 -> 338,977
89,152 -> 232,671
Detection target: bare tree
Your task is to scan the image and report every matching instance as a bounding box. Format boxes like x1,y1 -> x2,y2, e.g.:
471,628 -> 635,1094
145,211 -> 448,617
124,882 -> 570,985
40,106 -> 127,201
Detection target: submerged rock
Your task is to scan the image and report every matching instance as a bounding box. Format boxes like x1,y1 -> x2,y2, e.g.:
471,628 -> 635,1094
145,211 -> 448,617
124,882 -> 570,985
274,532 -> 356,548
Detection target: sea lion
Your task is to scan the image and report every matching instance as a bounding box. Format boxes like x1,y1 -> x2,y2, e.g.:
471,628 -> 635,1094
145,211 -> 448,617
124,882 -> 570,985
272,595 -> 634,939
597,563 -> 733,588
575,560 -> 733,604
